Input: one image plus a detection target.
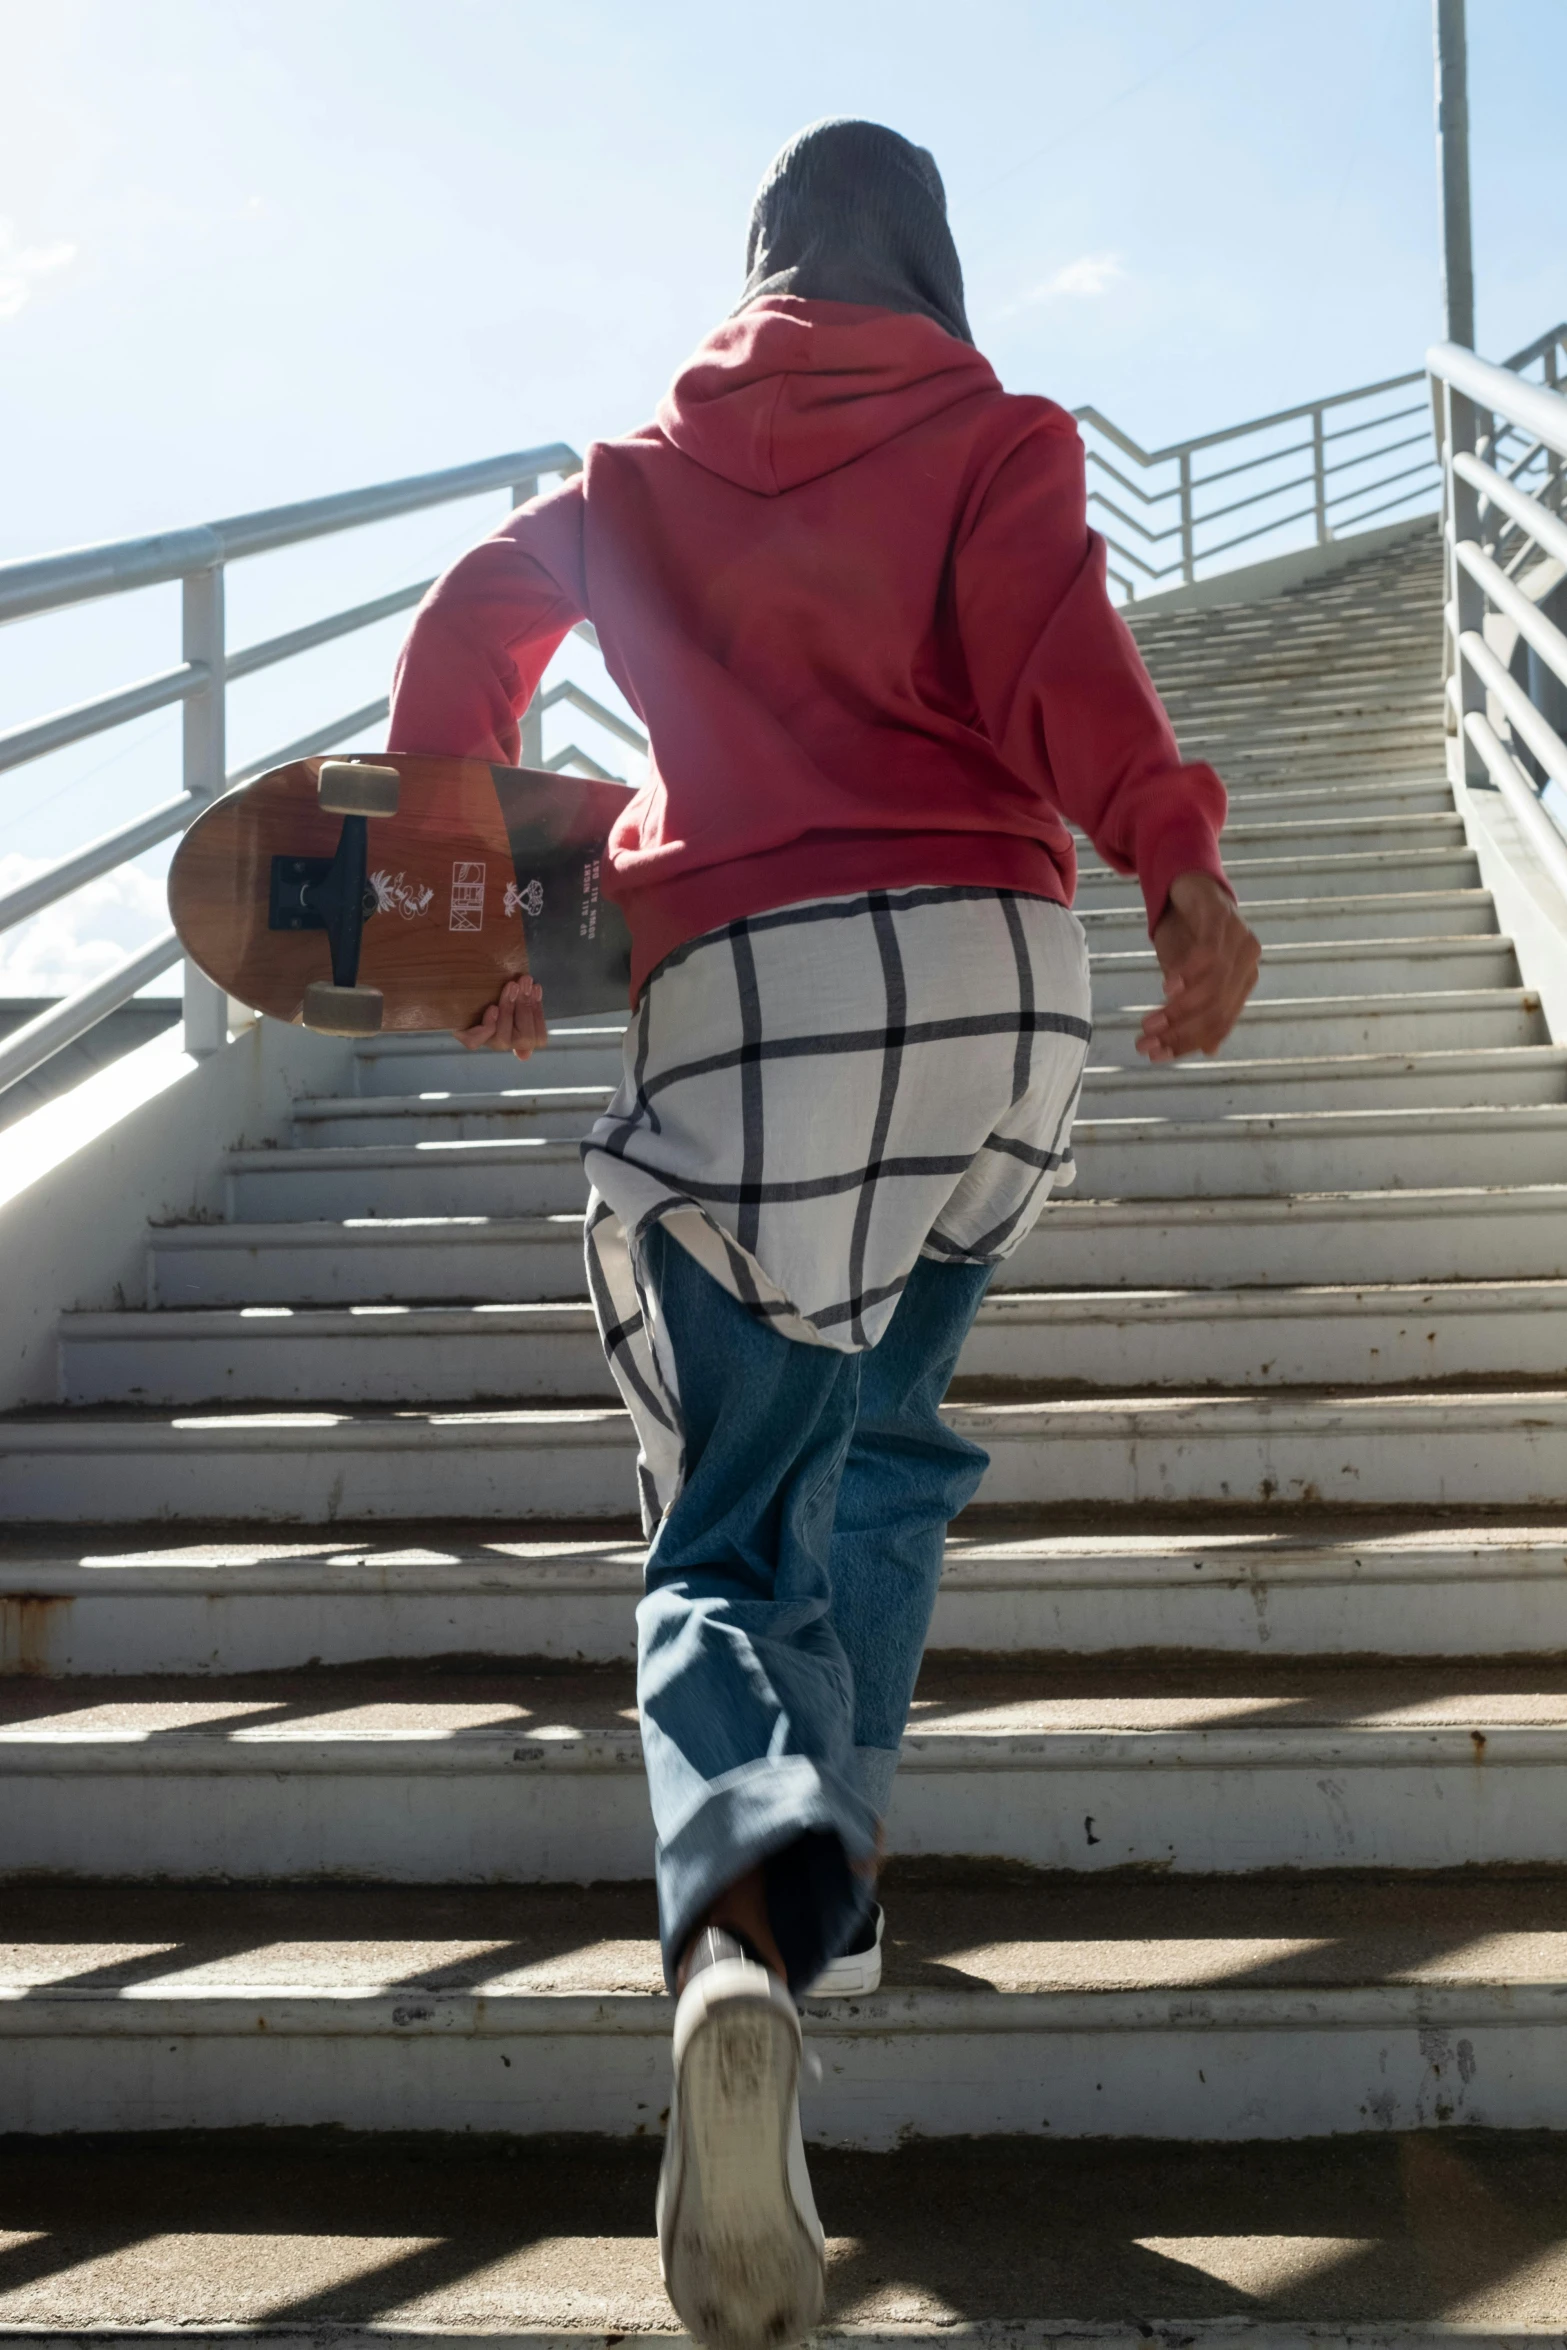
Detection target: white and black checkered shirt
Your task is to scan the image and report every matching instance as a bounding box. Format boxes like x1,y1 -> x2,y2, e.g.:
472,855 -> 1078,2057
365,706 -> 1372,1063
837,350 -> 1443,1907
582,884 -> 1092,1526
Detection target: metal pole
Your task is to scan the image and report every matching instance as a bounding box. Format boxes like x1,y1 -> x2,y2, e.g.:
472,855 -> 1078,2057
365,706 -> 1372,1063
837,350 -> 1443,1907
1178,451 -> 1195,585
1311,408 -> 1329,544
1433,0 -> 1475,349
511,476 -> 545,768
1444,379 -> 1488,785
181,564 -> 230,1055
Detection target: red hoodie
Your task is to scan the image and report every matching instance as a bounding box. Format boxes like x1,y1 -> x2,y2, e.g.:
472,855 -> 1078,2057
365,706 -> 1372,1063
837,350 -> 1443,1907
388,298 -> 1229,998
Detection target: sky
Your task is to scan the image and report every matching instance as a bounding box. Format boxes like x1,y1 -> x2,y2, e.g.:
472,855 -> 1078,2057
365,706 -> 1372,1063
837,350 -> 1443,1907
1,0 -> 1564,994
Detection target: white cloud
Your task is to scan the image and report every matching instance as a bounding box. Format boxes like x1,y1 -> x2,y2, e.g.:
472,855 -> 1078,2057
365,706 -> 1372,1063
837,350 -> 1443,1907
998,251 -> 1127,317
0,218 -> 79,323
0,856 -> 168,996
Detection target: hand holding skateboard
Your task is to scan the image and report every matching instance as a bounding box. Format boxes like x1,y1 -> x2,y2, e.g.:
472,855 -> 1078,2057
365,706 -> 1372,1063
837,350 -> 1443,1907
168,752 -> 633,1036
458,975 -> 548,1058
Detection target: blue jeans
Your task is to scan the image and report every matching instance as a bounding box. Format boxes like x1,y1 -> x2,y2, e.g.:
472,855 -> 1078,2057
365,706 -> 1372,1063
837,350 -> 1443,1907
635,1220 -> 993,1993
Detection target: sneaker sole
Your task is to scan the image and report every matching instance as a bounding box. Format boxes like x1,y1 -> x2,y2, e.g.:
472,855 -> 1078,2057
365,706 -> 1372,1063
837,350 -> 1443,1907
662,1988 -> 824,2350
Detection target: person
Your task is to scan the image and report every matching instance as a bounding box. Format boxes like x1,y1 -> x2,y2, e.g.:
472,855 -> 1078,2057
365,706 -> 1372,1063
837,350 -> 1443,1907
386,115 -> 1260,2350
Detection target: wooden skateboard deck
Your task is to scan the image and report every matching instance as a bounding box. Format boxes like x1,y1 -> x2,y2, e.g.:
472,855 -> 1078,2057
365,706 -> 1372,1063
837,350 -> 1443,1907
168,753 -> 634,1033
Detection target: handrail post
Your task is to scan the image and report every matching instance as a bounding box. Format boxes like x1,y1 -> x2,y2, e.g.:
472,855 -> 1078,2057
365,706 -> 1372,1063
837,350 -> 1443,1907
511,475 -> 544,766
1433,0 -> 1475,350
1444,381 -> 1488,785
181,563 -> 230,1055
1178,451 -> 1195,584
1311,408 -> 1330,544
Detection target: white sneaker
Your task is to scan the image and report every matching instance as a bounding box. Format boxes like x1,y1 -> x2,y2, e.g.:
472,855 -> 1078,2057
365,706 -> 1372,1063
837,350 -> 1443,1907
658,1928 -> 826,2350
806,1902 -> 884,1998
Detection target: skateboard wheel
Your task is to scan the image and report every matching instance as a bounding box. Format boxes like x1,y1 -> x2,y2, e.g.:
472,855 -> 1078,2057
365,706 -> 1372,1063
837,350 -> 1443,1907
302,981 -> 384,1035
318,761 -> 400,817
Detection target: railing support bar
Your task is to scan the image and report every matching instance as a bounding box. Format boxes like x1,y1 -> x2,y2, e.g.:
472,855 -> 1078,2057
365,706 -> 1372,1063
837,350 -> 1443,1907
181,565 -> 230,1056
1312,409 -> 1329,544
1445,384 -> 1488,785
1178,451 -> 1195,585
511,475 -> 544,766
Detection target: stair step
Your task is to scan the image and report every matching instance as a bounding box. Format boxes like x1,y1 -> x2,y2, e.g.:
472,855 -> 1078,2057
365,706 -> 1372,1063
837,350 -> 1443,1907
354,1029 -> 627,1096
150,1213 -> 592,1305
1078,887 -> 1499,945
1079,847 -> 1478,906
1220,777 -> 1453,817
8,1512 -> 1567,1673
1081,815 -> 1463,868
227,1136 -> 589,1220
1088,934 -> 1519,1009
57,1278 -> 1567,1406
1179,725 -> 1443,765
1073,1101 -> 1567,1198
226,1102 -> 1567,1218
146,1183 -> 1567,1309
358,950 -> 1530,1096
8,1659 -> 1567,1881
286,1045 -> 1567,1149
1090,988 -> 1547,1064
7,2123 -> 1562,2331
2,1867 -> 1565,2141
1030,1185 -> 1567,1286
4,1386 -> 1565,1518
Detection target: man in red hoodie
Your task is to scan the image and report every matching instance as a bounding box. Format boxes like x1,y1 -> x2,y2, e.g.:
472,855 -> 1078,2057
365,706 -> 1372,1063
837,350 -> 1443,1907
389,117 -> 1258,2350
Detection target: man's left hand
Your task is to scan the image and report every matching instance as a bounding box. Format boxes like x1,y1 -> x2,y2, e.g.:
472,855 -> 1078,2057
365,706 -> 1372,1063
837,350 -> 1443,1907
1137,871 -> 1261,1062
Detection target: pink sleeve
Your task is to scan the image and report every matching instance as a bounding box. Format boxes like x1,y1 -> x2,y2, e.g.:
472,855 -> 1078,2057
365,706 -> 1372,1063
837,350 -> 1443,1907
955,420 -> 1232,934
386,473 -> 589,764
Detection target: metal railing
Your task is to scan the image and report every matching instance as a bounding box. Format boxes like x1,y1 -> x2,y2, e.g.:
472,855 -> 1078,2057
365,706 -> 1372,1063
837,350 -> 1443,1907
1430,329 -> 1567,904
0,446 -> 648,1100
1077,369 -> 1446,601
7,324 -> 1562,1105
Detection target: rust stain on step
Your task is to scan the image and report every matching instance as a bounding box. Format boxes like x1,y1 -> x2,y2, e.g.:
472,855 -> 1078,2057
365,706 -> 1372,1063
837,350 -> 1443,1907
0,1592 -> 72,1676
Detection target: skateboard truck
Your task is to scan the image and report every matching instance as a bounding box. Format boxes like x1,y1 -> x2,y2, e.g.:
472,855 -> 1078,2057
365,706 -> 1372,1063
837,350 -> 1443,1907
268,762 -> 401,1035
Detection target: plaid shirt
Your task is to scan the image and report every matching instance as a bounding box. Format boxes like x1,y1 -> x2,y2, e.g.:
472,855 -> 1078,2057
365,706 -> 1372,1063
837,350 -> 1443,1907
582,885 -> 1092,1527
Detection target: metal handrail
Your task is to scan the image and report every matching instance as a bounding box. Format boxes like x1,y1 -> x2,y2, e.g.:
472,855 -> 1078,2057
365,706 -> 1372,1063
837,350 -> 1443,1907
0,445 -> 579,625
1431,343 -> 1567,461
0,931 -> 184,1099
1075,365 -> 1441,596
1,440 -> 590,1097
9,327 -> 1563,1106
1429,334 -> 1567,891
1074,366 -> 1426,467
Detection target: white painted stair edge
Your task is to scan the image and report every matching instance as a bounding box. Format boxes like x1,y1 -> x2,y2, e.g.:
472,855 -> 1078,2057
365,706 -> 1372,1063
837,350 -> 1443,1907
0,1019 -> 353,1412
0,2332 -> 1554,2350
7,1712 -> 1567,1878
0,1976 -> 1552,2143
5,1526 -> 1567,1670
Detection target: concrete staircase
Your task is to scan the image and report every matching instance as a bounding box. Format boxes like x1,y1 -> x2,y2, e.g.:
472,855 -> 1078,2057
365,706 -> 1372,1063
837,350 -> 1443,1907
6,518 -> 1567,2335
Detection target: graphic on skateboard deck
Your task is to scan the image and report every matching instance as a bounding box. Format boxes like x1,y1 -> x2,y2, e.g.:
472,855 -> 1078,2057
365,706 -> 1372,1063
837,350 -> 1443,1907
168,753 -> 634,1034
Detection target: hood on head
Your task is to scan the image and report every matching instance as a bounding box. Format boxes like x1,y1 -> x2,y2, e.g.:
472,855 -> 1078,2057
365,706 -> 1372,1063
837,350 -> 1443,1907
738,117 -> 972,347
656,298 -> 998,498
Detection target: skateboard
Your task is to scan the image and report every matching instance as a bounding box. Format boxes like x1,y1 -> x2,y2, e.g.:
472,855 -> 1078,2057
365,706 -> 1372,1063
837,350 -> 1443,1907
168,753 -> 634,1034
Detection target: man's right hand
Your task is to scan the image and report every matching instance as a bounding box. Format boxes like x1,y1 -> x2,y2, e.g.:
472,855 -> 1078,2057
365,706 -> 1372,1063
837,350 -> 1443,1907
1137,871 -> 1260,1062
457,975 -> 547,1058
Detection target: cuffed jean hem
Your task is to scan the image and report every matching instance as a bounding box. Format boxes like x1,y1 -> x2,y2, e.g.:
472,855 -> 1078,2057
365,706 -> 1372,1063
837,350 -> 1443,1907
654,1751 -> 876,1995
853,1743 -> 901,1820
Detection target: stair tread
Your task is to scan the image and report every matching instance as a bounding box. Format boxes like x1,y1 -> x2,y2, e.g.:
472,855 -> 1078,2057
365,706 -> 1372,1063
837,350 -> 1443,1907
291,1042 -> 1567,1121
7,1863 -> 1567,1997
10,1655 -> 1567,1740
142,1186 -> 1567,1248
59,1277 -> 1567,1339
5,1505 -> 1564,1574
8,2126 -> 1564,2337
10,1381 -> 1567,1432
